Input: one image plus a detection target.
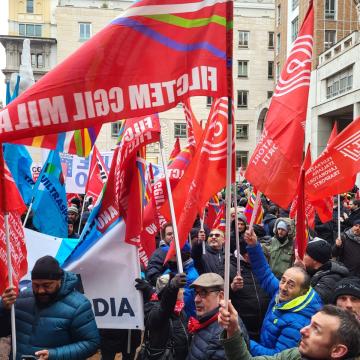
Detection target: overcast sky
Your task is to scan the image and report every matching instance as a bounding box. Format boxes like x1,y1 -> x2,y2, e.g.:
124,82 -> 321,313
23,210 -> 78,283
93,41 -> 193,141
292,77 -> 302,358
0,1 -> 9,106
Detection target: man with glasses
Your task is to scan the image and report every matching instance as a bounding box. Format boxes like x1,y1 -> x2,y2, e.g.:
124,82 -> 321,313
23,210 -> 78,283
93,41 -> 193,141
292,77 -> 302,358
191,229 -> 237,280
187,273 -> 248,360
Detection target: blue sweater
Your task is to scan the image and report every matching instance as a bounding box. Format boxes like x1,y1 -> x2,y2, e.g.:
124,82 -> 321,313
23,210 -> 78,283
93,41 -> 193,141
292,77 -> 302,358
247,243 -> 323,356
0,271 -> 100,359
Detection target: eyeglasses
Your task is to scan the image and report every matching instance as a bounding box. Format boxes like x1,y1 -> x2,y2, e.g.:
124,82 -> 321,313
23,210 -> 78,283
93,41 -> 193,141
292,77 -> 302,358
209,233 -> 222,238
194,289 -> 220,299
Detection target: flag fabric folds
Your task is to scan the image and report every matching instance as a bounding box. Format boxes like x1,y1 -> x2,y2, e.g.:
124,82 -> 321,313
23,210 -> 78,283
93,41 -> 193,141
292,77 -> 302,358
31,150 -> 68,237
0,0 -> 231,143
305,117 -> 360,201
245,2 -> 314,209
168,138 -> 181,165
244,189 -> 264,225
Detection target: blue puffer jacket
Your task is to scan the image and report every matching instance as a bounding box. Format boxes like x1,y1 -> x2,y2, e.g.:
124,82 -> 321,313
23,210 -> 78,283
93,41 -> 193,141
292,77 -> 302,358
247,243 -> 323,356
1,271 -> 100,360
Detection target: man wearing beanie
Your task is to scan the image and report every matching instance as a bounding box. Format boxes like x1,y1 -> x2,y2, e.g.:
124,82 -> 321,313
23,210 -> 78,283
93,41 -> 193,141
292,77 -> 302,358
333,220 -> 360,277
303,237 -> 349,304
0,255 -> 100,359
334,277 -> 360,320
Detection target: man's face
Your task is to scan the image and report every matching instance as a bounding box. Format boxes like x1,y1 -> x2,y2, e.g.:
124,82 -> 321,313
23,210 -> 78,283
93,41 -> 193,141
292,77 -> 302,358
198,229 -> 206,241
207,230 -> 225,250
238,221 -> 246,233
336,295 -> 360,319
352,224 -> 360,236
278,268 -> 305,302
68,223 -> 74,235
164,226 -> 174,244
276,227 -> 288,239
299,312 -> 340,359
68,211 -> 77,222
194,286 -> 223,317
32,279 -> 61,304
303,253 -> 317,273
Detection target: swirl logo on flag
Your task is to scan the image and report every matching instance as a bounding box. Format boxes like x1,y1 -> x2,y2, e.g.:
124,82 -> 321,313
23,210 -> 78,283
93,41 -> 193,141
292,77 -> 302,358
274,35 -> 313,98
334,130 -> 360,161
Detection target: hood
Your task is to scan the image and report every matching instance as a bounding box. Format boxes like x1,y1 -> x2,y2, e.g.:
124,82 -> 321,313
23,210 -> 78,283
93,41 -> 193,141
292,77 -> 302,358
273,217 -> 295,239
56,271 -> 80,299
274,287 -> 322,317
263,213 -> 277,222
345,229 -> 360,245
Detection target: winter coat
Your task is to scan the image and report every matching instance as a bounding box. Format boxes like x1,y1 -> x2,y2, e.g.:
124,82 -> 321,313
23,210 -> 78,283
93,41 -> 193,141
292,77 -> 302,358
146,242 -> 170,286
143,283 -> 189,360
229,259 -> 270,341
0,271 -> 100,360
333,228 -> 360,277
221,330 -> 301,360
263,213 -> 277,237
187,308 -> 249,360
247,243 -> 323,356
310,260 -> 349,304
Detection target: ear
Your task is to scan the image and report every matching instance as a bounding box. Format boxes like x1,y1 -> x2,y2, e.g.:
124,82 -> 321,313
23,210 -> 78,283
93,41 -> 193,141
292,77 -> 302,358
219,291 -> 224,301
331,344 -> 348,359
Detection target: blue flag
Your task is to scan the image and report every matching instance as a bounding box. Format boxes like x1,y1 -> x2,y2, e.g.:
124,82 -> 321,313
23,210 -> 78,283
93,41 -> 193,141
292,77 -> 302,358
32,150 -> 68,237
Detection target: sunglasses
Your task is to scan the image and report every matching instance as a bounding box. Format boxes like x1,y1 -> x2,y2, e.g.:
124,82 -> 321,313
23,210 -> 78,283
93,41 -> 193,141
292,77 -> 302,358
209,233 -> 222,238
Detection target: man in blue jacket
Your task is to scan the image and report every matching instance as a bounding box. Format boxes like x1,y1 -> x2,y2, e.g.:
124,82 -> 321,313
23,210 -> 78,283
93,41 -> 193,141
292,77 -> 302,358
0,255 -> 100,359
244,229 -> 323,356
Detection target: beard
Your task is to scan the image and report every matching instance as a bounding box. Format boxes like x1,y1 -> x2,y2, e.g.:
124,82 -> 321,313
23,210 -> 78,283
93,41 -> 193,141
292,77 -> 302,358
34,290 -> 59,306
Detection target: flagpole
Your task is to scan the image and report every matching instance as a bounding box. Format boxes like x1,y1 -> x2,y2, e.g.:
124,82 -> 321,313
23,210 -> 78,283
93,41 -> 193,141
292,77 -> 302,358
22,199 -> 33,227
232,183 -> 241,275
0,145 -> 16,360
77,197 -> 86,235
159,136 -> 183,273
337,194 -> 341,240
200,209 -> 206,254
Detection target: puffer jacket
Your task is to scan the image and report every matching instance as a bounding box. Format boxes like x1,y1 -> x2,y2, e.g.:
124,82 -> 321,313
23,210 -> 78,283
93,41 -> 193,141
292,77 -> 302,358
333,228 -> 360,277
143,283 -> 189,359
247,243 -> 323,356
262,218 -> 295,279
310,260 -> 349,304
187,308 -> 249,360
0,271 -> 100,360
146,242 -> 170,286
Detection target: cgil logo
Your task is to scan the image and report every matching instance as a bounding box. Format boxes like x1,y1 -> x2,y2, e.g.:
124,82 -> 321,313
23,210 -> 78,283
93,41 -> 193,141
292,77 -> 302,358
92,297 -> 135,317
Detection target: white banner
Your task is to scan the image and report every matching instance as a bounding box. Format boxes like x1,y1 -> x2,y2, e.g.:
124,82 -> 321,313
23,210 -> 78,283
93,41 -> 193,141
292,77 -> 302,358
23,223 -> 144,330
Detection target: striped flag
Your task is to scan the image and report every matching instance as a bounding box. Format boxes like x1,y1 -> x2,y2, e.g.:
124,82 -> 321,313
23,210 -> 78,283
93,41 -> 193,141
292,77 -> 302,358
244,189 -> 264,225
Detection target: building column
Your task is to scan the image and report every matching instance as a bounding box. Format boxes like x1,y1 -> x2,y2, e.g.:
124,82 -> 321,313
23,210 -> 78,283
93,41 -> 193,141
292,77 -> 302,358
354,102 -> 360,120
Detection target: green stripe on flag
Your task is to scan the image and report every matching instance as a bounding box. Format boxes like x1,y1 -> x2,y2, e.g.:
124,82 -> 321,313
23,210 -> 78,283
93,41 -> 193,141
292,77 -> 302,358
145,14 -> 227,28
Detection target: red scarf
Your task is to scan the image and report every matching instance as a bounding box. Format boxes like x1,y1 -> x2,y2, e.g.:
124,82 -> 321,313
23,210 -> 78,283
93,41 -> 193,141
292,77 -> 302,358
149,293 -> 184,316
188,312 -> 219,334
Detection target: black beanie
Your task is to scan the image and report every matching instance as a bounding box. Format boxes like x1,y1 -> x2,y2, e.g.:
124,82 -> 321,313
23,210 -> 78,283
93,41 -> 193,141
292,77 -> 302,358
306,237 -> 331,264
334,277 -> 360,302
31,255 -> 63,280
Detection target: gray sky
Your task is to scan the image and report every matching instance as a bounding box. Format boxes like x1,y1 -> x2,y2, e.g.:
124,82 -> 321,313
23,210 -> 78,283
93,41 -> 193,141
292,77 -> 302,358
0,1 -> 9,106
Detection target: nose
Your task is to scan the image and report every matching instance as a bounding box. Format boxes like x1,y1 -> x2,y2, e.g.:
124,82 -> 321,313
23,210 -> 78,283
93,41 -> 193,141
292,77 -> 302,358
300,325 -> 309,337
344,298 -> 353,310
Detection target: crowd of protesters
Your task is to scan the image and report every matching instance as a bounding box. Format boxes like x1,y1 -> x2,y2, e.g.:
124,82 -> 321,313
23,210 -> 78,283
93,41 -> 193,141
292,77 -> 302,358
1,184 -> 360,359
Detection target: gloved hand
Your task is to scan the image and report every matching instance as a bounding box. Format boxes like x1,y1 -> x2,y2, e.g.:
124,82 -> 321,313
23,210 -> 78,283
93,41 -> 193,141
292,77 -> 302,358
169,272 -> 187,289
135,278 -> 155,302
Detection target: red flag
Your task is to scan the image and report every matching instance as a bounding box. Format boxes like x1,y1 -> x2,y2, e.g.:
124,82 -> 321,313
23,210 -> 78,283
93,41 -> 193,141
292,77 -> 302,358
168,138 -> 181,165
212,204 -> 225,231
244,189 -> 264,225
0,0 -> 230,143
245,2 -> 314,208
305,117 -> 360,201
161,97 -> 235,262
205,195 -> 221,229
85,146 -> 108,204
183,98 -> 204,151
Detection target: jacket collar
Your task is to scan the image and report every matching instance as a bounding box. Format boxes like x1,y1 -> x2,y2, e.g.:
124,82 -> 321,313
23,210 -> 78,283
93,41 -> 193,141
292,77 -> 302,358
274,287 -> 315,312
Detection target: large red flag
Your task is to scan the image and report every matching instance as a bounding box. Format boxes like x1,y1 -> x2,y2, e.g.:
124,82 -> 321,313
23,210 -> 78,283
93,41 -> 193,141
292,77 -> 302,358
183,98 -> 203,151
85,145 -> 108,204
0,0 -> 230,143
245,2 -> 314,208
162,97 -> 235,262
306,117 -> 360,201
168,138 -> 181,165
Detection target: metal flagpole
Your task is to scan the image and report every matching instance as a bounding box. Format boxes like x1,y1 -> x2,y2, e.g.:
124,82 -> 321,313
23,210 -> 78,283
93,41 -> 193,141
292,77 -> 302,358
22,199 -> 33,228
159,136 -> 183,273
337,194 -> 341,240
77,197 -> 86,235
232,183 -> 241,275
200,208 -> 206,254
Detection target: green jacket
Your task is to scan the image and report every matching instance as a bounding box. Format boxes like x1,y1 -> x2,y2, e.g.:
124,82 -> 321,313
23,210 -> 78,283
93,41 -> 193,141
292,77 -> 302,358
220,330 -> 301,360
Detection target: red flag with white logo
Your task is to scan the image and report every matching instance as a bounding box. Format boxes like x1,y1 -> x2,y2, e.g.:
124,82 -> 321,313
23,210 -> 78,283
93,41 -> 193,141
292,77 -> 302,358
245,2 -> 314,208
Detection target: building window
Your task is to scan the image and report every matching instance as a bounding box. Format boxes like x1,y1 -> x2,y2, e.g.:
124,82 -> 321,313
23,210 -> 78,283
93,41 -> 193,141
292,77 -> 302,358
267,91 -> 273,99
19,23 -> 42,37
326,67 -> 353,99
237,90 -> 248,108
236,151 -> 248,169
276,33 -> 281,55
37,54 -> 43,68
276,62 -> 280,82
206,96 -> 213,107
324,30 -> 336,49
292,0 -> 299,10
111,122 -> 124,137
238,31 -> 249,48
268,32 -> 274,49
276,5 -> 281,26
238,60 -> 248,78
31,54 -> 36,67
79,23 -> 91,41
236,124 -> 249,140
26,0 -> 34,13
325,0 -> 336,19
291,17 -> 299,42
268,61 -> 274,79
174,123 -> 187,138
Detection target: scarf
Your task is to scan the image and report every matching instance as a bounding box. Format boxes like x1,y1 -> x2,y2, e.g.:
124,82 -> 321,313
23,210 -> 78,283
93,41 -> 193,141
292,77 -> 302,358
188,311 -> 219,334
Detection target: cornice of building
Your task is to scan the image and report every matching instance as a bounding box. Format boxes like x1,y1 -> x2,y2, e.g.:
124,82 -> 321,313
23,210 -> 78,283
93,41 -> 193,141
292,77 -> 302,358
0,35 -> 57,44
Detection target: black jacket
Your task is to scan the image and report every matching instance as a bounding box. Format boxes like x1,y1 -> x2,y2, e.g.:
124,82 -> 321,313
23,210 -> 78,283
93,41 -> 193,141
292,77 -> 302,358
146,243 -> 169,286
229,259 -> 270,341
143,284 -> 189,360
310,260 -> 349,304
